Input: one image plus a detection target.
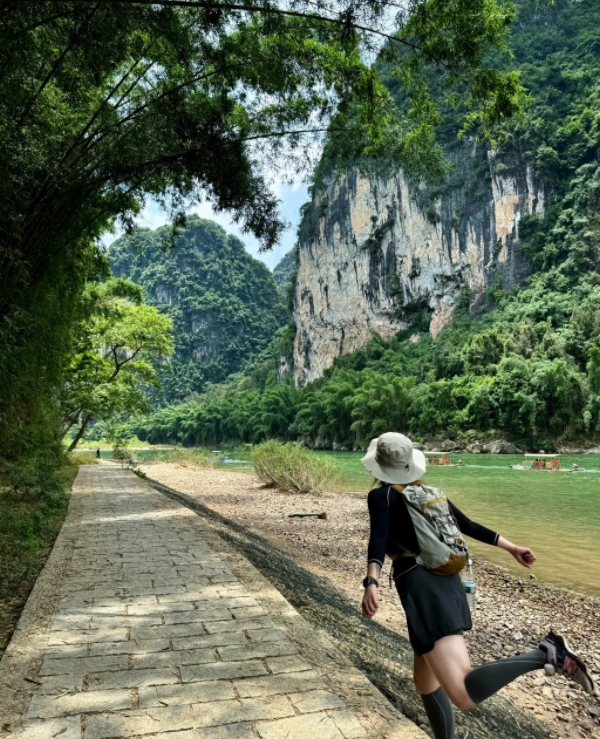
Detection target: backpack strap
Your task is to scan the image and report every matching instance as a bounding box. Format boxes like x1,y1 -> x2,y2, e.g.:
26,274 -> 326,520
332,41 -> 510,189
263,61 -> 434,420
386,486 -> 417,560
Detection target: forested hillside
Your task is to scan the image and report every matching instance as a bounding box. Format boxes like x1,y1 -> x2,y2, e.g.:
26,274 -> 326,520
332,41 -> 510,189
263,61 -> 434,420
272,250 -> 298,290
130,0 -> 600,450
109,218 -> 287,403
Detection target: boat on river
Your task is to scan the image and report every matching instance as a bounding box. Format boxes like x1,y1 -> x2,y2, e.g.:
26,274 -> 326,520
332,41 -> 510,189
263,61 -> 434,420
510,453 -> 583,472
425,452 -> 466,467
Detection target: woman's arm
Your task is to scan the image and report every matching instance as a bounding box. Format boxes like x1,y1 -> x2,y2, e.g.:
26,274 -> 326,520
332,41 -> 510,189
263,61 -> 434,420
362,490 -> 389,619
362,561 -> 381,619
450,501 -> 536,569
366,489 -> 389,573
496,535 -> 536,568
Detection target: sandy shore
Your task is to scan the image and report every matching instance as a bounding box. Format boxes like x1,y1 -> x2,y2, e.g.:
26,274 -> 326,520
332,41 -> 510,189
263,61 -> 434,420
139,462 -> 600,739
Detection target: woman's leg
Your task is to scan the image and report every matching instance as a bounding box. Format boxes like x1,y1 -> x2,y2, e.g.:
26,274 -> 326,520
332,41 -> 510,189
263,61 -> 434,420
415,654 -> 455,739
423,635 -> 475,710
423,634 -> 559,710
414,653 -> 440,694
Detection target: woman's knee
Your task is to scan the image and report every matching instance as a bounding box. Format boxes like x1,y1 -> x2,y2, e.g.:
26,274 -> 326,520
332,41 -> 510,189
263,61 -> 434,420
443,684 -> 475,711
413,654 -> 440,695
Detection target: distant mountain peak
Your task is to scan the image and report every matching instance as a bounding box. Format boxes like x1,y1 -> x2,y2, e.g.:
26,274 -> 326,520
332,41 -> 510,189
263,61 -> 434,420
109,219 -> 288,403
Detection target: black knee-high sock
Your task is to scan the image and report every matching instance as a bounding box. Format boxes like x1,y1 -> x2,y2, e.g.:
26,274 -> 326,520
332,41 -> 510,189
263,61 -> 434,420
421,687 -> 455,739
465,649 -> 547,704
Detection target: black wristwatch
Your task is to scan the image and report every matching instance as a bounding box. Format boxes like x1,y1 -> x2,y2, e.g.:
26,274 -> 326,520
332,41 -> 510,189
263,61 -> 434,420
362,576 -> 378,589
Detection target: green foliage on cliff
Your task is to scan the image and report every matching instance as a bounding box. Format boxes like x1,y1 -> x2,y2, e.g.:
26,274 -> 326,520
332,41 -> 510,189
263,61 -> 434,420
272,250 -> 298,291
128,284 -> 600,449
128,0 -> 600,450
0,0 -> 533,474
109,218 -> 287,403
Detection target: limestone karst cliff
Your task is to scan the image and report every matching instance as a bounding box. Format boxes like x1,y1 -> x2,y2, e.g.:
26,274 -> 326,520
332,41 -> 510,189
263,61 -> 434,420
293,149 -> 545,386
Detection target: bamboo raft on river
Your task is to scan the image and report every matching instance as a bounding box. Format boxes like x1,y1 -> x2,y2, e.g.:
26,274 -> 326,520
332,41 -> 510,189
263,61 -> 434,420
425,452 -> 467,467
510,453 -> 584,472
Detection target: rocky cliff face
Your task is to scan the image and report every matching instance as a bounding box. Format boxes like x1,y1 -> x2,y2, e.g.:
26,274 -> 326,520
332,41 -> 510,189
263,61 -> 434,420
293,147 -> 545,386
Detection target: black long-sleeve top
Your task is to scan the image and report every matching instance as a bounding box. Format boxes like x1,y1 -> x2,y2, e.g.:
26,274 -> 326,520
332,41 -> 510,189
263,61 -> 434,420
367,485 -> 499,576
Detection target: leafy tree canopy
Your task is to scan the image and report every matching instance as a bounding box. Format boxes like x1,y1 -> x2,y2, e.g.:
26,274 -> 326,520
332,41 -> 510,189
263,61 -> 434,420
0,0 -> 525,462
0,0 -> 525,304
63,278 -> 174,450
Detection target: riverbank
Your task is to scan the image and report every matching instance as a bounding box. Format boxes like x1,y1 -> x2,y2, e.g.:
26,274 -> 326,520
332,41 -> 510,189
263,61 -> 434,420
299,435 -> 600,455
139,462 -> 600,739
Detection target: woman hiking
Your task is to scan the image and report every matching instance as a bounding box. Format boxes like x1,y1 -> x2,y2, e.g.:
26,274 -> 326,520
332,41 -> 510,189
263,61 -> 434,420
361,432 -> 594,739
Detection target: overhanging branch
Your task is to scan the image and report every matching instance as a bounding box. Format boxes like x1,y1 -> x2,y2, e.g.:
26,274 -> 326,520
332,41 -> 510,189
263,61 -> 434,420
19,0 -> 452,71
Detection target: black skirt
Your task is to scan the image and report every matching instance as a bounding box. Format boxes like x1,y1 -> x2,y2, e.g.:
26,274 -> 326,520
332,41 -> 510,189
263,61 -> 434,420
393,564 -> 472,656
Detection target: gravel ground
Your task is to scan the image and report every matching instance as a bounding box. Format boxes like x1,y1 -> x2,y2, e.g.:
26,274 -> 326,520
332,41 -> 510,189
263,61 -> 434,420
140,463 -> 600,739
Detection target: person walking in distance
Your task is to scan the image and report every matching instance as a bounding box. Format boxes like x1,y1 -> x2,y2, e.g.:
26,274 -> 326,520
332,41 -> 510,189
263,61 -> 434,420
361,433 -> 594,739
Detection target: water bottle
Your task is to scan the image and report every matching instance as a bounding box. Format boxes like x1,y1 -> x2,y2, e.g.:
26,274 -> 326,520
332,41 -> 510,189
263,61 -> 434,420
462,558 -> 476,612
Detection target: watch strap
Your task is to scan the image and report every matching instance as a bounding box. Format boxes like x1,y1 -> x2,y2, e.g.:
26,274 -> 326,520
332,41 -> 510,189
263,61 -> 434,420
362,576 -> 378,588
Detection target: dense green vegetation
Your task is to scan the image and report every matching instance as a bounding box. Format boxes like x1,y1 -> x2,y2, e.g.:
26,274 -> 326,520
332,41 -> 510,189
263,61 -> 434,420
109,217 -> 286,403
129,296 -> 600,449
0,459 -> 76,657
130,0 -> 600,451
272,249 -> 298,290
0,0 -> 520,465
63,278 -> 174,449
0,0 -> 534,654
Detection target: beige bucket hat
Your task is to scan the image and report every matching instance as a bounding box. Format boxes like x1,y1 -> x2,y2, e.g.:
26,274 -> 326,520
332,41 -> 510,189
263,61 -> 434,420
361,432 -> 427,485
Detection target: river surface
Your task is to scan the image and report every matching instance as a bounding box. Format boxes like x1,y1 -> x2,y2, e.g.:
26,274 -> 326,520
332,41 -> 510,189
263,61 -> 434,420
83,448 -> 600,595
314,451 -> 600,595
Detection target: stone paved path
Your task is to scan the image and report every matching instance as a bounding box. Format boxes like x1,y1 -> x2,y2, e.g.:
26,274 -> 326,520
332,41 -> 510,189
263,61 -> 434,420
2,465 -> 425,739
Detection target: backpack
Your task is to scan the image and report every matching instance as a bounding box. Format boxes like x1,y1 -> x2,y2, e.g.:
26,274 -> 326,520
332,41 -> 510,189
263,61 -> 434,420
388,483 -> 468,576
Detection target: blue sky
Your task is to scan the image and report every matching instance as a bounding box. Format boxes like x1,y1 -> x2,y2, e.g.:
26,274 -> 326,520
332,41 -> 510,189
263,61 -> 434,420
120,181 -> 308,272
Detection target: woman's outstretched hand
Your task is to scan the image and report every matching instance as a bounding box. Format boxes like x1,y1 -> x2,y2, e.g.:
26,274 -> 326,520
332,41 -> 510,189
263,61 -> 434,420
497,536 -> 536,569
511,545 -> 536,569
362,585 -> 379,619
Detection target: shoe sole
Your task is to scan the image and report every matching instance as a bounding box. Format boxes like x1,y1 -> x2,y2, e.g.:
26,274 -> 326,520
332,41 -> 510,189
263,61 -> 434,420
554,632 -> 595,694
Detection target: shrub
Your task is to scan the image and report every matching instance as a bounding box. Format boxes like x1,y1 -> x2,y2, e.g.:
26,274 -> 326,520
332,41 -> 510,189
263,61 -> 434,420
70,453 -> 98,465
163,447 -> 216,468
251,440 -> 338,494
6,456 -> 67,506
0,457 -> 72,655
112,439 -> 134,467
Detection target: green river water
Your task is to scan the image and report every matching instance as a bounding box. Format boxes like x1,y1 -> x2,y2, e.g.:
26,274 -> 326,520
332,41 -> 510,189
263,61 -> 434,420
317,451 -> 600,596
86,449 -> 600,595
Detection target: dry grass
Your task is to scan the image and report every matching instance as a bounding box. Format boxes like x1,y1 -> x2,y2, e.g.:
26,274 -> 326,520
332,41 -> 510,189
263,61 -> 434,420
71,452 -> 98,465
161,447 -> 217,468
252,440 -> 338,494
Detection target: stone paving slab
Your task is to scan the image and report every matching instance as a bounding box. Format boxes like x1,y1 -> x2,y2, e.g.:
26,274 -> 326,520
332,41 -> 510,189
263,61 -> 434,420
1,464 -> 426,739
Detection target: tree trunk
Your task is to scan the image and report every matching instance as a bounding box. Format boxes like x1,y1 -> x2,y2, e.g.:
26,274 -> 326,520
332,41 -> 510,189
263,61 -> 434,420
62,412 -> 81,439
68,414 -> 92,452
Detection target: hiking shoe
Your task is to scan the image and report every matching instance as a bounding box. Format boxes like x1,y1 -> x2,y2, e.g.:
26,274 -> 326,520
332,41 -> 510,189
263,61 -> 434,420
540,631 -> 595,694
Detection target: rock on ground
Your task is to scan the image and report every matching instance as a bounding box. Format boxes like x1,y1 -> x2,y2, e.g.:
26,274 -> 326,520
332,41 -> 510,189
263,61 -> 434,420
482,440 -> 524,454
